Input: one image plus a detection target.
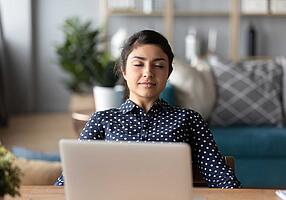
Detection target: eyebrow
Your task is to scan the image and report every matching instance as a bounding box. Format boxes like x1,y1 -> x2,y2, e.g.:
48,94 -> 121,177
131,56 -> 167,62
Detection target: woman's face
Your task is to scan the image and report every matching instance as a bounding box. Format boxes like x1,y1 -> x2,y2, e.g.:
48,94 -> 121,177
122,44 -> 170,103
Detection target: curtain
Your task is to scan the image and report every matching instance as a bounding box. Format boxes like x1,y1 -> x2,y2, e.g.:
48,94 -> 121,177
0,5 -> 8,127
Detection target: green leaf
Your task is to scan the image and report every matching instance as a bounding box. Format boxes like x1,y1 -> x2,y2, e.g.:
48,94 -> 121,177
55,16 -> 118,92
0,145 -> 21,197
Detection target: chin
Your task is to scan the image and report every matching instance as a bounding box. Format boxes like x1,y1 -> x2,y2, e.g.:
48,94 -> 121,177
140,93 -> 160,100
132,88 -> 162,100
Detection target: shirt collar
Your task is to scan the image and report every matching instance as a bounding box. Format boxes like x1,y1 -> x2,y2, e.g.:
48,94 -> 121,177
154,98 -> 169,108
119,98 -> 169,114
119,99 -> 136,114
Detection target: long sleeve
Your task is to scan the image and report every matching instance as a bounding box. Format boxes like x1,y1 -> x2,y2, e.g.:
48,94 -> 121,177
54,112 -> 104,186
190,112 -> 241,188
79,112 -> 105,141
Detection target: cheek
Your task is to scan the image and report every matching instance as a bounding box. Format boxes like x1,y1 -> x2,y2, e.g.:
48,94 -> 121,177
122,66 -> 132,80
157,69 -> 169,80
123,67 -> 138,82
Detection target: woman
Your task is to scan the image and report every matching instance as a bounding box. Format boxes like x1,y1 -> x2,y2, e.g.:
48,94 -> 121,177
55,30 -> 241,188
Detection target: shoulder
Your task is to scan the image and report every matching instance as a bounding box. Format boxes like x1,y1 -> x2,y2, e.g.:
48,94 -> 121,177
166,106 -> 206,126
167,105 -> 202,117
90,108 -> 121,121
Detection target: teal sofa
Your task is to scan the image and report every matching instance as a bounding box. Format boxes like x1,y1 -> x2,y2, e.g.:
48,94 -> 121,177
162,81 -> 286,188
165,57 -> 286,188
212,126 -> 286,188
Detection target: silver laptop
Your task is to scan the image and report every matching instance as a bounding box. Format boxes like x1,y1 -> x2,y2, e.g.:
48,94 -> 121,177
60,139 -> 193,200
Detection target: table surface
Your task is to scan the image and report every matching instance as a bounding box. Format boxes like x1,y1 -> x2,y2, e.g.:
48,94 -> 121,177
5,186 -> 282,200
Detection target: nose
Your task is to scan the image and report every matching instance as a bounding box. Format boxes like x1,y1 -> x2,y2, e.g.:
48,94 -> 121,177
143,64 -> 153,78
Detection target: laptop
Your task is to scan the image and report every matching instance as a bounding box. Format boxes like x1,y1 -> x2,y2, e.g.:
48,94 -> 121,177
59,139 -> 193,200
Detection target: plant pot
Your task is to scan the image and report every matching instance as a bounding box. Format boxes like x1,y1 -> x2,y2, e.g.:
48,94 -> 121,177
93,86 -> 124,111
69,92 -> 95,112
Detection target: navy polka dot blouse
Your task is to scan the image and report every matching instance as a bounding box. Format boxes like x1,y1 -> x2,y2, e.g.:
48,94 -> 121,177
55,99 -> 241,188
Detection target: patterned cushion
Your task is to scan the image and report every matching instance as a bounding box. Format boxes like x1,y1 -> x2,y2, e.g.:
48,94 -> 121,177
209,55 -> 283,126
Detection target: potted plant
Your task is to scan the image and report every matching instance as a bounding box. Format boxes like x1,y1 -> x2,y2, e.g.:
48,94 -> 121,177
0,145 -> 21,199
56,17 -> 123,112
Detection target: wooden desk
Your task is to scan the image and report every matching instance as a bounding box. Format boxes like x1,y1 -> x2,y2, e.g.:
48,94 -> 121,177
5,186 -> 280,200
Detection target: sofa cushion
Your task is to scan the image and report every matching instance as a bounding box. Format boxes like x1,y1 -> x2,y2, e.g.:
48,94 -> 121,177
14,158 -> 62,185
169,58 -> 216,120
209,55 -> 283,126
212,126 -> 286,157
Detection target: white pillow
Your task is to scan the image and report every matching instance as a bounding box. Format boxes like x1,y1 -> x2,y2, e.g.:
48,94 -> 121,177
169,58 -> 216,120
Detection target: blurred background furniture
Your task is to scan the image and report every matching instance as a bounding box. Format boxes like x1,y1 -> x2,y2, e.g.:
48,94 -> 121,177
212,127 -> 286,188
71,109 -> 93,135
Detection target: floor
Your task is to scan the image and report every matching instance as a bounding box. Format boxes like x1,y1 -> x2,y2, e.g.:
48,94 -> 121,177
0,112 -> 78,153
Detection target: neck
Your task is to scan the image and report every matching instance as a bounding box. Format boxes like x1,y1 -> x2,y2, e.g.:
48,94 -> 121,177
129,96 -> 159,113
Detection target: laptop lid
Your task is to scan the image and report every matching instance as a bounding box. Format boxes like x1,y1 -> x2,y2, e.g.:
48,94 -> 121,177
60,139 -> 193,200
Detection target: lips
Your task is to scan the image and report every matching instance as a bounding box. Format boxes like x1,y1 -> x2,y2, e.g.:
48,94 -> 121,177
139,82 -> 156,88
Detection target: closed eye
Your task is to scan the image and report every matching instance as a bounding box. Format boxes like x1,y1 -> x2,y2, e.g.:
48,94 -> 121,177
134,64 -> 143,67
155,65 -> 164,68
154,63 -> 165,68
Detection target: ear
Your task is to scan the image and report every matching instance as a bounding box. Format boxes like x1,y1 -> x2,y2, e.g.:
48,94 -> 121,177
121,67 -> 127,80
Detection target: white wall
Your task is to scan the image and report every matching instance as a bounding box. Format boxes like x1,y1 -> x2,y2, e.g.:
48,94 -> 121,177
1,0 -> 101,113
35,0 -> 100,112
0,0 -> 33,113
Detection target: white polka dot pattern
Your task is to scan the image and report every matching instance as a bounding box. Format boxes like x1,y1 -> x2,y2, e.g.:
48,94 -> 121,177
55,99 -> 241,188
